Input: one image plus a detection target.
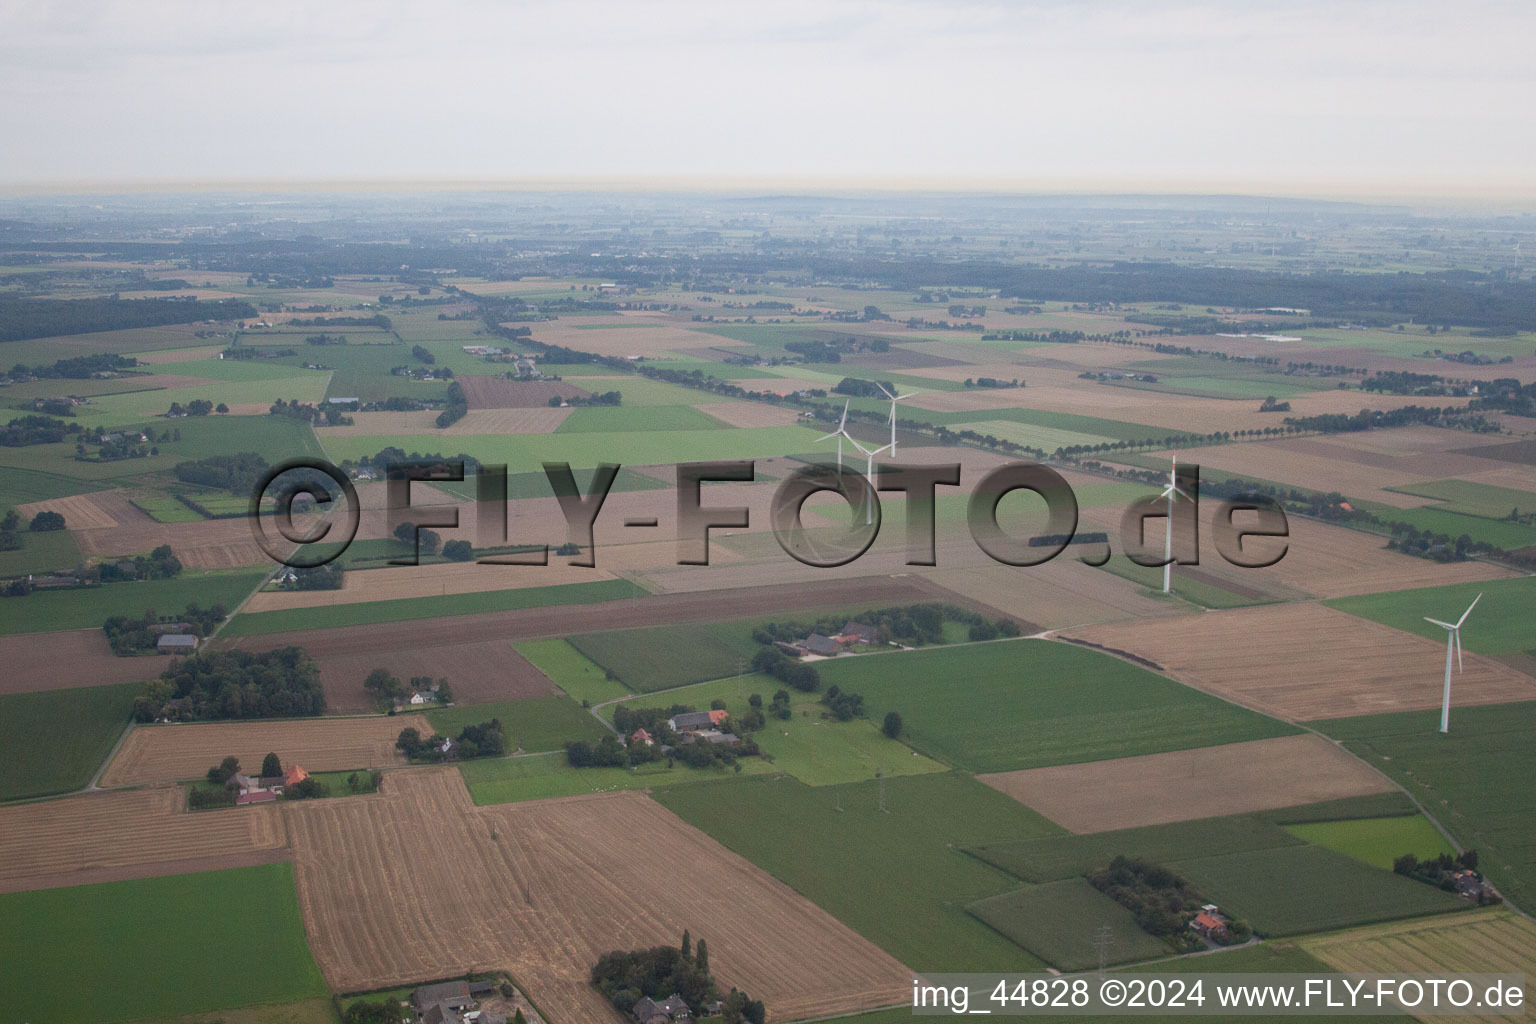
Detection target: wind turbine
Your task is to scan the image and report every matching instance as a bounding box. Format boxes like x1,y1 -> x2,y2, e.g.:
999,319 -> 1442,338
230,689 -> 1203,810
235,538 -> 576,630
814,400 -> 889,525
874,383 -> 919,457
1158,455 -> 1192,594
815,401 -> 852,476
1425,593 -> 1481,734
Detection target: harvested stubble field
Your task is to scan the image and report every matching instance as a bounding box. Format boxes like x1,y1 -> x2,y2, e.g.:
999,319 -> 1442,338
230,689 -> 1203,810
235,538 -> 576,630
285,768 -> 910,1022
456,376 -> 590,408
243,561 -> 618,613
1301,910 -> 1536,1024
1066,603 -> 1536,721
692,400 -> 803,428
17,489 -> 122,529
100,715 -> 422,787
0,628 -> 164,693
69,499 -> 274,568
977,734 -> 1394,833
0,787 -> 287,893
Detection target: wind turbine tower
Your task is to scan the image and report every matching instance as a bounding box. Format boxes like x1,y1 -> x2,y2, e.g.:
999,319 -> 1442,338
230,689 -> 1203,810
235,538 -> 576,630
874,383 -> 918,457
1425,593 -> 1481,734
1159,456 -> 1192,594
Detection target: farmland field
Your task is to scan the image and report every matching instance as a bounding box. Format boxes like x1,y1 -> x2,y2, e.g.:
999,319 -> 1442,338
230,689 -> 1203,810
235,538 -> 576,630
1283,814 -> 1456,870
0,682 -> 137,800
285,767 -> 910,1021
0,863 -> 327,1024
0,526 -> 81,577
656,771 -> 1067,972
0,627 -> 170,694
808,639 -> 1297,773
1316,701 -> 1536,907
0,569 -> 266,636
426,694 -> 608,751
567,621 -> 758,692
1169,844 -> 1468,937
967,878 -> 1172,970
99,714 -> 422,787
1325,575 -> 1536,654
512,638 -> 632,705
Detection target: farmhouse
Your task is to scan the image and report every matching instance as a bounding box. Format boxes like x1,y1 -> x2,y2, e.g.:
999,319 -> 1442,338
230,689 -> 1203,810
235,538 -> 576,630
156,633 -> 198,653
837,621 -> 880,646
668,712 -> 715,732
632,993 -> 692,1023
631,728 -> 654,746
1190,904 -> 1230,941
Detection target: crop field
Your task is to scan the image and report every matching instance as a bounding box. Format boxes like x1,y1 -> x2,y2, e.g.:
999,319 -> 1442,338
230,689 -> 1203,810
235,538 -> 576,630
1169,845 -> 1468,937
0,863 -> 327,1024
967,878 -> 1172,970
947,418 -> 1118,452
221,577 -> 633,636
285,767 -> 910,1022
0,465 -> 99,508
0,525 -> 80,576
1386,477 -> 1536,518
600,672 -> 950,786
1066,603 -> 1536,721
1317,701 -> 1536,907
976,734 -> 1393,833
512,638 -> 632,705
1283,815 -> 1456,870
0,628 -> 168,694
455,376 -> 591,408
1302,910 -> 1536,1024
99,715 -> 422,787
73,374 -> 330,420
0,569 -> 265,637
425,694 -> 608,752
0,682 -> 136,800
242,560 -> 620,614
308,638 -> 562,713
807,639 -> 1296,773
1373,504 -> 1536,550
1325,575 -> 1536,654
0,787 -> 286,892
567,621 -> 759,692
1093,557 -> 1278,609
554,404 -> 729,433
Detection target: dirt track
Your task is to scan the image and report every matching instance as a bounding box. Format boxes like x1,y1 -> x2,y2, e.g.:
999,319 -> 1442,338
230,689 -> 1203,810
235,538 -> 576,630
285,768 -> 911,1021
978,734 -> 1395,833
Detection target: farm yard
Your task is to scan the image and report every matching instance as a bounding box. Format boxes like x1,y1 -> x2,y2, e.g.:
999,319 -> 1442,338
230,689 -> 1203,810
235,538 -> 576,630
284,767 -> 911,1022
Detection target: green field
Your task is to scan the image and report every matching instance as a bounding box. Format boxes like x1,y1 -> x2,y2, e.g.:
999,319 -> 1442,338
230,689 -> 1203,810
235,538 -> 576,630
968,878 -> 1173,970
221,577 -> 632,635
0,526 -> 81,577
426,694 -> 607,752
74,375 -> 330,421
131,494 -> 207,523
601,672 -> 948,786
656,772 -> 1064,972
0,863 -> 328,1024
1169,845 -> 1468,937
0,569 -> 266,636
1283,815 -> 1456,871
1371,506 -> 1536,551
1325,576 -> 1536,653
567,622 -> 759,692
1386,478 -> 1536,520
809,640 -> 1297,773
0,682 -> 137,800
555,404 -> 729,433
950,419 -> 1118,453
458,747 -> 775,804
0,466 -> 99,508
1094,558 -> 1277,609
431,464 -> 670,503
320,425 -> 827,475
1316,701 -> 1536,906
512,638 -> 632,705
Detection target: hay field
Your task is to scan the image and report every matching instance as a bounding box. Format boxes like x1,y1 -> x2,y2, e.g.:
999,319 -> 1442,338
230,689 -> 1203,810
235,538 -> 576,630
693,401 -> 803,428
17,490 -> 121,530
0,787 -> 286,892
1066,603 -> 1536,721
978,734 -> 1393,833
101,716 -> 420,787
285,768 -> 910,1021
1302,910 -> 1535,1024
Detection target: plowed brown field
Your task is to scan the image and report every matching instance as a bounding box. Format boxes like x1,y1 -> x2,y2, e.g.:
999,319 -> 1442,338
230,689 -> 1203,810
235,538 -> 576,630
101,715 -> 422,787
978,734 -> 1393,833
285,768 -> 910,1021
0,628 -> 165,693
0,787 -> 286,892
1066,603 -> 1536,720
457,377 -> 590,408
314,640 -> 557,713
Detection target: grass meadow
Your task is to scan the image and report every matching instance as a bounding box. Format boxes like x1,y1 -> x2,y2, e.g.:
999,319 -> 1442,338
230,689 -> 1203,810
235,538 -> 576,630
0,570 -> 266,636
967,878 -> 1172,970
425,694 -> 607,752
1283,815 -> 1456,871
1325,576 -> 1535,654
0,682 -> 138,800
512,638 -> 633,705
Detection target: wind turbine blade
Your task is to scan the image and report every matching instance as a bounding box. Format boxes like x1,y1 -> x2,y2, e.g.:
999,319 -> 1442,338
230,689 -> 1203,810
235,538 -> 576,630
838,400 -> 849,431
815,431 -> 840,442
1455,593 -> 1482,629
875,383 -> 894,400
1424,617 -> 1456,630
1455,630 -> 1463,673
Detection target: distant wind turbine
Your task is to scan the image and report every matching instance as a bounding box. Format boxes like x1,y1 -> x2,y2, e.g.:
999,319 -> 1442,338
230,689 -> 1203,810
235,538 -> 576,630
815,399 -> 889,525
874,382 -> 919,457
815,401 -> 852,476
1158,456 -> 1192,594
1425,593 -> 1481,734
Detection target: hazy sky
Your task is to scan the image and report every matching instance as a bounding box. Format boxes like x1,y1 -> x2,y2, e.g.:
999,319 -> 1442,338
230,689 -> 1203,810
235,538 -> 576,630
2,0 -> 1532,193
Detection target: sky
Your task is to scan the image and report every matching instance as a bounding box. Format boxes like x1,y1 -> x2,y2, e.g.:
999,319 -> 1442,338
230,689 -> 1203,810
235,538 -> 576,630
2,0 -> 1533,195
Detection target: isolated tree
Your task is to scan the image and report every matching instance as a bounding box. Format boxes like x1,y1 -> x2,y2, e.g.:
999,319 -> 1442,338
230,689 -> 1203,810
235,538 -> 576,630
215,402 -> 229,414
882,711 -> 903,739
681,929 -> 692,960
261,752 -> 282,778
207,755 -> 240,785
28,510 -> 65,532
442,539 -> 473,561
695,938 -> 708,974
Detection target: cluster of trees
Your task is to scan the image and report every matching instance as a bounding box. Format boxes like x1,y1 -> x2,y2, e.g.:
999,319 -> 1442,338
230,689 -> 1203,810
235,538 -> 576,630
410,344 -> 435,363
0,509 -> 26,557
286,314 -> 391,329
556,389 -> 622,407
1,413 -> 75,446
173,452 -> 269,494
749,648 -> 821,692
363,668 -> 455,709
269,398 -> 353,426
831,376 -> 898,398
8,352 -> 139,379
0,295 -> 257,344
1259,396 -> 1292,412
99,544 -> 182,581
820,684 -> 864,721
436,381 -> 467,427
1393,849 -> 1497,903
964,376 -> 1023,389
393,521 -> 443,557
1089,856 -> 1248,949
752,603 -> 1018,650
592,932 -> 764,1024
166,398 -> 217,417
285,564 -> 344,590
133,646 -> 324,722
102,602 -> 226,655
396,717 -> 503,761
